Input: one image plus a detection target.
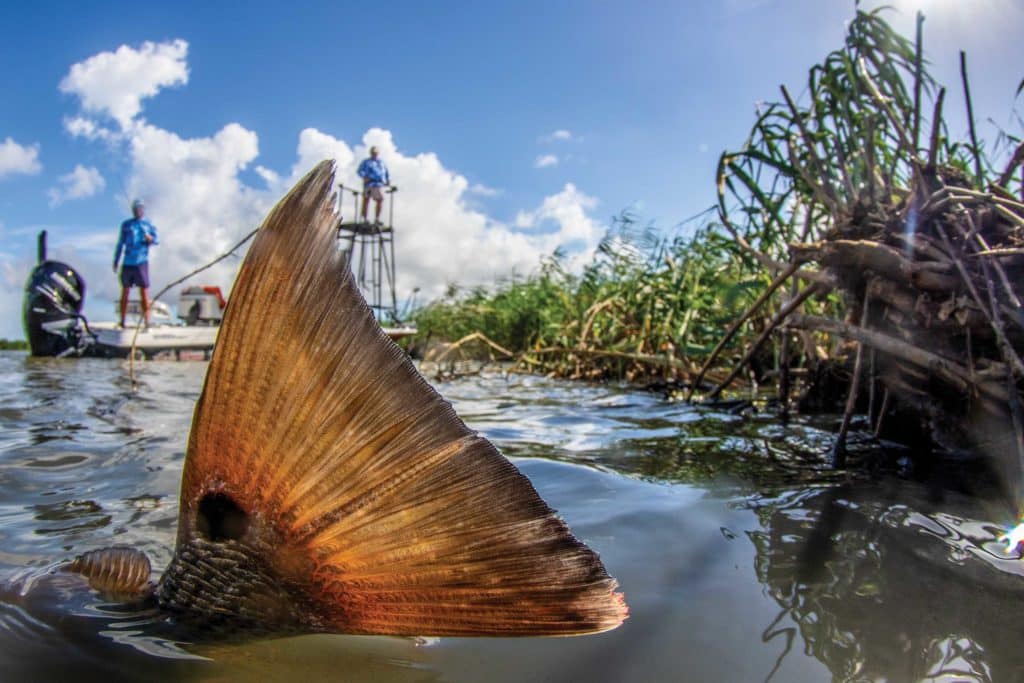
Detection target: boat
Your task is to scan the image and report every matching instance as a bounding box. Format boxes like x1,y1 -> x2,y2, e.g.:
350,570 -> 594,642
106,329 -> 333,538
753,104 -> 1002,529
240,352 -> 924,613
380,323 -> 417,341
23,203 -> 419,359
23,232 -> 225,359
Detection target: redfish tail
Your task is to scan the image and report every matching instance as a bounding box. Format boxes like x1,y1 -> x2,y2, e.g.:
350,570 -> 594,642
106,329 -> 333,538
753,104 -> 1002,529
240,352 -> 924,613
160,161 -> 627,636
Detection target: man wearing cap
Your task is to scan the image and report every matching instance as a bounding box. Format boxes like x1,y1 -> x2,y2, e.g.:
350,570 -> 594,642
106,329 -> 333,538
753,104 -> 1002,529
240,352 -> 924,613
357,146 -> 390,224
113,199 -> 158,327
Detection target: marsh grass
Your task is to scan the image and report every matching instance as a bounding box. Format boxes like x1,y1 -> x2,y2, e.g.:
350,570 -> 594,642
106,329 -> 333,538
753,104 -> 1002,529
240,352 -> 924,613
414,213 -> 777,385
413,7 -> 1024,415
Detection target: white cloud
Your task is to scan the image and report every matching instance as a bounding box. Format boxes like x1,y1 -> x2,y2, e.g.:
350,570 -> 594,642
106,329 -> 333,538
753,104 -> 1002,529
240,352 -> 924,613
534,154 -> 559,168
109,120 -> 267,305
253,165 -> 279,187
540,129 -> 575,143
100,120 -> 602,316
0,138 -> 42,179
513,183 -> 600,242
43,41 -> 276,323
269,128 -> 604,302
2,258 -> 20,290
1,43 -> 607,337
48,165 -> 106,206
58,39 -> 189,128
64,116 -> 117,142
0,264 -> 21,338
513,210 -> 534,229
35,121 -> 268,323
468,183 -> 502,198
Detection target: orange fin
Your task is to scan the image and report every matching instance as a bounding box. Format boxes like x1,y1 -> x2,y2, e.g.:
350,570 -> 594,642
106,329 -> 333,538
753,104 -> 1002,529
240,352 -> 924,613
163,161 -> 627,636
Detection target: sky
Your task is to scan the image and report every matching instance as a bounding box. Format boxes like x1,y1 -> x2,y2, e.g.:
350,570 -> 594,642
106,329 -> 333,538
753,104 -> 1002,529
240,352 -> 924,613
1,0 -> 1022,339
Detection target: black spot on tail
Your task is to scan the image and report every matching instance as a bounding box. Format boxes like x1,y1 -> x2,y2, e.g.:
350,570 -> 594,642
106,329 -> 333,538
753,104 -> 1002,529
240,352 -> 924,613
197,493 -> 249,542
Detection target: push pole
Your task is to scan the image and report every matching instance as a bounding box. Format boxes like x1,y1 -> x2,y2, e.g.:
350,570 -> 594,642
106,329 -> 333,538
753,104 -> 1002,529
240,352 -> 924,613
387,187 -> 398,320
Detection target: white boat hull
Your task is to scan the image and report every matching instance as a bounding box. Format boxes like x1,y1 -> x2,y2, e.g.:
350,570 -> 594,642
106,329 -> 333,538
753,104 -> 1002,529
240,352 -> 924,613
82,322 -> 416,360
381,325 -> 417,341
87,322 -> 219,359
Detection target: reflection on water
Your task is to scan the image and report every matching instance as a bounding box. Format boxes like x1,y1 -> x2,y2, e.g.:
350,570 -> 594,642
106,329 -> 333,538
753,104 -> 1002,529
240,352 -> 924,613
0,351 -> 1022,682
751,483 -> 1024,682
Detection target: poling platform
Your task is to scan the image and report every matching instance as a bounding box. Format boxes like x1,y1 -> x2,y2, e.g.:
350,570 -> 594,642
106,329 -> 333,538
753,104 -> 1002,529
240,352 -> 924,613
336,184 -> 417,335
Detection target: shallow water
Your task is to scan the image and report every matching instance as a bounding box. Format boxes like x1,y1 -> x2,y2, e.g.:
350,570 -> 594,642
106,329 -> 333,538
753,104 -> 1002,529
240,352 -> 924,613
1,350 -> 1023,682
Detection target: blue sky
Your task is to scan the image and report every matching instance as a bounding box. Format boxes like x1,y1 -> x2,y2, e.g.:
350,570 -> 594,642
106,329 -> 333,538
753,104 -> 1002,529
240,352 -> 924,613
1,0 -> 1022,339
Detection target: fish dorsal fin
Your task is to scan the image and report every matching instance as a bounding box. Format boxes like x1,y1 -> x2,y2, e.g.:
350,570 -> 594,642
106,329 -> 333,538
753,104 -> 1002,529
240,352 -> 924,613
169,161 -> 626,636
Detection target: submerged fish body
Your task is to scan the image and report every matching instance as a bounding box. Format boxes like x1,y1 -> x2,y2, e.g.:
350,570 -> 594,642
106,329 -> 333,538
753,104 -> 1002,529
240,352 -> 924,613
71,161 -> 627,637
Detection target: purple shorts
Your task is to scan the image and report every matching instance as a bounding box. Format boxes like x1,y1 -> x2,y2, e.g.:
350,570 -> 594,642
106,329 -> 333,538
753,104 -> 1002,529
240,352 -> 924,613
120,263 -> 150,288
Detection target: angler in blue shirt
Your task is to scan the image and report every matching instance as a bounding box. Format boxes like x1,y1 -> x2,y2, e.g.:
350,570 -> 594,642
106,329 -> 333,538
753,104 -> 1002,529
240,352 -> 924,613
357,146 -> 390,223
113,198 -> 159,327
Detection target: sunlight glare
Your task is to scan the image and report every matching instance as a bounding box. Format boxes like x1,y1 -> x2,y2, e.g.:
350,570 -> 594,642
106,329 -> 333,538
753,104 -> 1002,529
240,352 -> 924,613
999,521 -> 1024,556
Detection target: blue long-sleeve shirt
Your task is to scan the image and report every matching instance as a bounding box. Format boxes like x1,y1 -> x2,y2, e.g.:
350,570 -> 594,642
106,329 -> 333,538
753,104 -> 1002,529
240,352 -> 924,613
113,218 -> 158,267
357,157 -> 389,187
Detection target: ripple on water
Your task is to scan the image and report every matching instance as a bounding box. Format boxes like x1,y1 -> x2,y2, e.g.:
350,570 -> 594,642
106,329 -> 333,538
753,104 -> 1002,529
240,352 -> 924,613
0,357 -> 1023,682
22,453 -> 92,469
32,499 -> 112,536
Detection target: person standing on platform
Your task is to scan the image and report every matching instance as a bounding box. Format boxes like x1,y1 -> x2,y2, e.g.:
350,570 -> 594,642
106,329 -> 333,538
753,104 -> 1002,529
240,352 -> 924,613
357,146 -> 390,224
113,198 -> 158,328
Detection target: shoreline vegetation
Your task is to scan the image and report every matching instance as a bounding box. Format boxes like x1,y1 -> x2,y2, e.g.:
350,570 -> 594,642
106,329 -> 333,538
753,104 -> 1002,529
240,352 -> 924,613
412,9 -> 1024,478
0,339 -> 28,351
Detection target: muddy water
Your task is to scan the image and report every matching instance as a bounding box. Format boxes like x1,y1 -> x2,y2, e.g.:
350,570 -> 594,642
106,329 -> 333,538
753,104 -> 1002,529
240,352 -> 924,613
1,351 -> 1022,682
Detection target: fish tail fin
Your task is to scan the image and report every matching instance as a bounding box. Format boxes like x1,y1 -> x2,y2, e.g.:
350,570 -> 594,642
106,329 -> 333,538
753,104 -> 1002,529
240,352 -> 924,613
163,161 -> 627,636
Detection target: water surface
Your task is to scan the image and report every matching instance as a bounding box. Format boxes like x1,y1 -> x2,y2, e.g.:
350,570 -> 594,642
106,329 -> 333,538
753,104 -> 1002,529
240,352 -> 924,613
1,351 -> 1022,682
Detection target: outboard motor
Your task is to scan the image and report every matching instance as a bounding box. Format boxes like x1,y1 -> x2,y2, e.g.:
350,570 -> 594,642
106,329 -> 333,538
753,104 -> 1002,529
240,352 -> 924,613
23,231 -> 92,357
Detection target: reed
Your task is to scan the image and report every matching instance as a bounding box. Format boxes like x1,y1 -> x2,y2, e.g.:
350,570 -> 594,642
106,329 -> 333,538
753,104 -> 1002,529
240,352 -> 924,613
709,7 -> 1024,477
414,213 -> 775,385
414,7 -> 1024,476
